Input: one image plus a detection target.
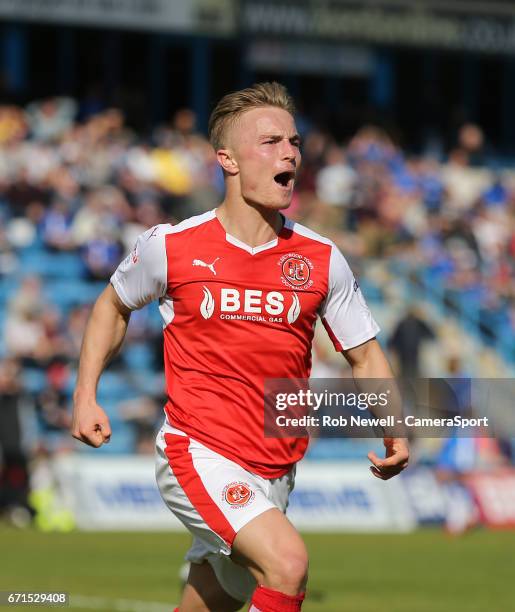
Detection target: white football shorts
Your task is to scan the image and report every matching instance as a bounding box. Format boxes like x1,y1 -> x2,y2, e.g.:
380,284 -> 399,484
155,419 -> 296,602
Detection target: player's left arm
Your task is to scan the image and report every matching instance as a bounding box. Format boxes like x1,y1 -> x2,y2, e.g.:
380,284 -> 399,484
319,242 -> 408,479
343,338 -> 409,480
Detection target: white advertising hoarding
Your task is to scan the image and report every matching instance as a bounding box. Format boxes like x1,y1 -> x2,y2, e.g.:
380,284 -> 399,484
287,462 -> 416,532
54,455 -> 416,532
54,455 -> 184,531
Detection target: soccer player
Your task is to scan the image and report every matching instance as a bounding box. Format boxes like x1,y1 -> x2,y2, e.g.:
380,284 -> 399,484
71,82 -> 409,612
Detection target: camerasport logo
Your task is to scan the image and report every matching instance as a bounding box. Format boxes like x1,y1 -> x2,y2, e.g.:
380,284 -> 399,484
278,253 -> 313,289
222,482 -> 255,508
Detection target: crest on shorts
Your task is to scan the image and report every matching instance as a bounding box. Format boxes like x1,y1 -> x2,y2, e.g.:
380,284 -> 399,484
222,481 -> 255,508
278,253 -> 313,290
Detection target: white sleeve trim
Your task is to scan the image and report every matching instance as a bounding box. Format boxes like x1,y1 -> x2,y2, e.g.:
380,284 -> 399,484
323,318 -> 380,351
110,224 -> 169,310
319,243 -> 380,351
111,276 -> 137,310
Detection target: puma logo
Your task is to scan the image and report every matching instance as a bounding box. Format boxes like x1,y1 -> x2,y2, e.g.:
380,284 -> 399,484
193,258 -> 220,276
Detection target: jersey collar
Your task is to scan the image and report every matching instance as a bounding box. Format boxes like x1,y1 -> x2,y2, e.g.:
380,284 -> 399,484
213,209 -> 289,256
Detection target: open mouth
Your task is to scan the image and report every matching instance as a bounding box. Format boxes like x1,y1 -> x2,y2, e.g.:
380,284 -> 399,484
274,171 -> 295,189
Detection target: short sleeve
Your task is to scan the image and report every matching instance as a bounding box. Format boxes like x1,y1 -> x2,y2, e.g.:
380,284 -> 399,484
319,244 -> 380,351
110,224 -> 168,310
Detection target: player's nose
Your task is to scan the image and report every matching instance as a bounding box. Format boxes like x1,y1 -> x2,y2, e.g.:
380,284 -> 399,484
280,140 -> 297,164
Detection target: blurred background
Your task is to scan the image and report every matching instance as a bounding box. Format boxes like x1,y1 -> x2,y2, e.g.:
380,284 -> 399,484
0,1 -> 514,611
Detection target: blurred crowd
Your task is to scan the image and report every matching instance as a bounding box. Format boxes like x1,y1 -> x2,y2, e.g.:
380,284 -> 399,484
0,95 -> 514,524
299,122 -> 514,344
0,99 -> 220,273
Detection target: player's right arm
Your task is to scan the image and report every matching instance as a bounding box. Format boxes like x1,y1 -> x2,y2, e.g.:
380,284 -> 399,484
71,223 -> 169,448
71,285 -> 131,447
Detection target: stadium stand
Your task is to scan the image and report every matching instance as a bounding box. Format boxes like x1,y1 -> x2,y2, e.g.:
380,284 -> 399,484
0,98 -> 513,470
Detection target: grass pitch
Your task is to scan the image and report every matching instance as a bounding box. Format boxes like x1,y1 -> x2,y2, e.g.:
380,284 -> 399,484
0,527 -> 513,611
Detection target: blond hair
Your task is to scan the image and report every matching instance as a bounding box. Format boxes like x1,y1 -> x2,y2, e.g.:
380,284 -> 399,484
208,82 -> 295,151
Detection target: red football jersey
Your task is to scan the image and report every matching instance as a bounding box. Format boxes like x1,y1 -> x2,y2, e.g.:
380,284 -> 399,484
111,210 -> 379,478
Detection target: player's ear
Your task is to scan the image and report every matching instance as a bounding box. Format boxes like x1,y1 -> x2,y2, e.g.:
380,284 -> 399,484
217,148 -> 239,175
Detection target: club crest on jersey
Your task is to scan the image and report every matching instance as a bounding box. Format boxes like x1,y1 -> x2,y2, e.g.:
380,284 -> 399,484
278,253 -> 313,289
222,481 -> 255,508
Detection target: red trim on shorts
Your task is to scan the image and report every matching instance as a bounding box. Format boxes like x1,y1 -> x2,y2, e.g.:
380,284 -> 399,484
321,317 -> 343,351
164,433 -> 237,547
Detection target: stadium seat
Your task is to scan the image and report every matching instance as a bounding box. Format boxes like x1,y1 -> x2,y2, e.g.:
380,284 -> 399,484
123,343 -> 154,371
20,250 -> 84,279
306,438 -> 384,461
358,277 -> 383,303
0,277 -> 20,302
22,368 -> 47,394
43,279 -> 104,311
97,372 -> 137,401
66,369 -> 136,401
